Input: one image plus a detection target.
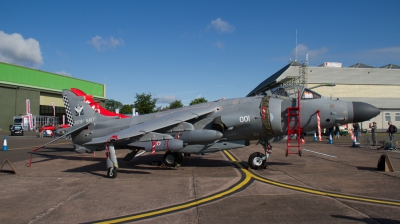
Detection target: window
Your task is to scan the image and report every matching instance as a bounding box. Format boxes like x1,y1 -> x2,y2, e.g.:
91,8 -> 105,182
395,113 -> 400,122
40,106 -> 65,115
385,112 -> 391,122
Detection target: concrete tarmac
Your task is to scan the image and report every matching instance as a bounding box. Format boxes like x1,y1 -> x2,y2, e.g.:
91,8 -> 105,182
0,131 -> 400,224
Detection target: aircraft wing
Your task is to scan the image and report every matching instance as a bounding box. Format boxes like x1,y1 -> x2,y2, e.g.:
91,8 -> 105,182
84,105 -> 215,145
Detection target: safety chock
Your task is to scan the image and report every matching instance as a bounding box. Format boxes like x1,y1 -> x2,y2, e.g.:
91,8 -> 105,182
0,158 -> 17,174
377,154 -> 394,172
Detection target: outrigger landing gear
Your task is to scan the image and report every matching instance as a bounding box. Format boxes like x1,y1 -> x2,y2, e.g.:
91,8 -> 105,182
248,139 -> 272,170
106,140 -> 119,178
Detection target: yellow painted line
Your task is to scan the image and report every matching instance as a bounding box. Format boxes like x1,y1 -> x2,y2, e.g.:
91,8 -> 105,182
94,149 -> 400,223
8,142 -> 72,151
223,149 -> 237,162
250,173 -> 400,206
94,151 -> 251,223
233,149 -> 400,207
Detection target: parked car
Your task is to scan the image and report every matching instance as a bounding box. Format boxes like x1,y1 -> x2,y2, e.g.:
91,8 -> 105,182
10,125 -> 24,136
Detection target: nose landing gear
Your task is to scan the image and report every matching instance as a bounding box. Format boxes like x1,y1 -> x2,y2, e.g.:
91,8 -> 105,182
248,139 -> 271,170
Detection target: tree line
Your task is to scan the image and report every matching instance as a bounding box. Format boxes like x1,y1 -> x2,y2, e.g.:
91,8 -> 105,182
105,93 -> 208,115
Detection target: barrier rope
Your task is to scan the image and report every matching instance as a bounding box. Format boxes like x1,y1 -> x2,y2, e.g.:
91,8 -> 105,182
347,124 -> 355,140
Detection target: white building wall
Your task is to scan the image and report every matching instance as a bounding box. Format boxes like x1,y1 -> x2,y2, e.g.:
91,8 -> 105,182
281,65 -> 400,132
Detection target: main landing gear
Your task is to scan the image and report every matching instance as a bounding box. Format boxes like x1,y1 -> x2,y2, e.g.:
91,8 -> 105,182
106,141 -> 118,178
163,151 -> 183,167
248,139 -> 272,170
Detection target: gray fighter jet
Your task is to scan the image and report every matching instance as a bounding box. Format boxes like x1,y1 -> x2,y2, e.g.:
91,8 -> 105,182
44,86 -> 379,178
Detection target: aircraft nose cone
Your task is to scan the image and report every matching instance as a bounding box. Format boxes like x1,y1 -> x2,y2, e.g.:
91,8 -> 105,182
352,102 -> 380,123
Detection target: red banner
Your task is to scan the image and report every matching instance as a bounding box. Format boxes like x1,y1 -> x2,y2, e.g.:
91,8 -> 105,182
26,99 -> 30,115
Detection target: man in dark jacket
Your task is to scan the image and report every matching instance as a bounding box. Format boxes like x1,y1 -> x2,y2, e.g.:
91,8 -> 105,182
387,121 -> 396,149
353,123 -> 360,142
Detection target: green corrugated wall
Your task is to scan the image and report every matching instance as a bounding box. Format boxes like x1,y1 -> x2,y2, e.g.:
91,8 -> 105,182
0,62 -> 105,97
0,62 -> 105,131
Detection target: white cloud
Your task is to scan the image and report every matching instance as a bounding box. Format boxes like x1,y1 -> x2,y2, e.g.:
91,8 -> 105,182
195,94 -> 202,99
291,44 -> 328,61
0,31 -> 43,67
55,70 -> 72,77
157,95 -> 178,104
87,36 -> 124,51
215,40 -> 225,49
206,18 -> 236,33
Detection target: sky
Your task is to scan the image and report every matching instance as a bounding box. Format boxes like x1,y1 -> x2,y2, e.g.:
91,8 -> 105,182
1,0 -> 399,106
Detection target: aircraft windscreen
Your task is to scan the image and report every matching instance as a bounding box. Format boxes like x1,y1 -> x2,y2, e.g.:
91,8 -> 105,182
302,88 -> 321,99
270,87 -> 290,98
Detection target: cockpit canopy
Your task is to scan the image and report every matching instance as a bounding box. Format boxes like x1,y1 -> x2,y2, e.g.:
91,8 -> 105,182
257,85 -> 322,100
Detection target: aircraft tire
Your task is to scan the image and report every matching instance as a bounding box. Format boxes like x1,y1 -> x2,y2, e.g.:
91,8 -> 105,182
107,167 -> 117,178
248,152 -> 266,170
163,151 -> 177,167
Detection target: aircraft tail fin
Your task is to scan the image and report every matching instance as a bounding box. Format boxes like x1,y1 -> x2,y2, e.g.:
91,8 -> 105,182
70,88 -> 129,118
62,89 -> 98,126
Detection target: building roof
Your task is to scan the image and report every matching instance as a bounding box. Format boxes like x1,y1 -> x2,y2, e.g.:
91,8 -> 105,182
349,63 -> 375,68
380,64 -> 400,69
0,62 -> 105,98
248,61 -> 400,97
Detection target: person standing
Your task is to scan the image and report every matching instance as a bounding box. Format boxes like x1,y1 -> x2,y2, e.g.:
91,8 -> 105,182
353,123 -> 360,142
387,121 -> 397,149
369,122 -> 377,146
334,125 -> 340,139
38,125 -> 43,138
328,126 -> 334,139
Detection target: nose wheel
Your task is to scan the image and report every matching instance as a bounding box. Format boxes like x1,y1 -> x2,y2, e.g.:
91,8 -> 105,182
248,139 -> 271,170
248,152 -> 267,169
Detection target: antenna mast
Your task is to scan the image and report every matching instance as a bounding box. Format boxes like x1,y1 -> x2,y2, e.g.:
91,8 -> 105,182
295,29 -> 297,62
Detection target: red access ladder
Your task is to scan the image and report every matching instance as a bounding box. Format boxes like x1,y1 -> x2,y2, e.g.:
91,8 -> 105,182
286,90 -> 302,157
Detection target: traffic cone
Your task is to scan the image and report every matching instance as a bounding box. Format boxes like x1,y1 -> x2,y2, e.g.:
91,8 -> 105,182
313,133 -> 317,141
2,136 -> 8,151
328,134 -> 333,144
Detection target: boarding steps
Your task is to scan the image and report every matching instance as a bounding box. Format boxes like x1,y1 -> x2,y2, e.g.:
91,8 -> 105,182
286,91 -> 302,157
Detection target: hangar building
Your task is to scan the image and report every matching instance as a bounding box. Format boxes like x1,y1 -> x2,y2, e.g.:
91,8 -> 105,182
248,61 -> 400,131
0,62 -> 106,131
